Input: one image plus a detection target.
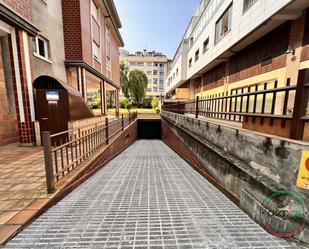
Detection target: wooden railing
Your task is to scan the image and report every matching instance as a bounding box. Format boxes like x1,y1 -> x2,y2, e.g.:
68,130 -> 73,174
42,112 -> 137,193
163,69 -> 309,141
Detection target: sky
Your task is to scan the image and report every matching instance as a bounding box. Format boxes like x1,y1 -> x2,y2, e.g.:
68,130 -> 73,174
114,0 -> 200,59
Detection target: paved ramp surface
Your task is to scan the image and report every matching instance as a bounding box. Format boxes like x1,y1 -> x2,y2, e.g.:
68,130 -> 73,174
3,140 -> 301,249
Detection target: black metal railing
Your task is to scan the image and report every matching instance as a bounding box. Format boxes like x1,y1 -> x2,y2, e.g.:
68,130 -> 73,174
42,112 -> 137,193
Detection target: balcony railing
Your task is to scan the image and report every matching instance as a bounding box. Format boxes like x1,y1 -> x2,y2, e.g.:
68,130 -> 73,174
163,69 -> 309,141
42,112 -> 137,193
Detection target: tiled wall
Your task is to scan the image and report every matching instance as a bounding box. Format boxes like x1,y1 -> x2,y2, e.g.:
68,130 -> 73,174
0,40 -> 18,145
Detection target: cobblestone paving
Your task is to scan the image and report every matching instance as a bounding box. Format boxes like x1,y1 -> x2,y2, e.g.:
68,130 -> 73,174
3,140 -> 302,249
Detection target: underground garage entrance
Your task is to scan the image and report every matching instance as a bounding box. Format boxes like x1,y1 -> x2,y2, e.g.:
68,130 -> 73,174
137,118 -> 161,139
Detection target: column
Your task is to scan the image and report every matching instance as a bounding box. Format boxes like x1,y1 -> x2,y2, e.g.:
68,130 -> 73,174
115,88 -> 120,117
10,28 -> 35,145
81,68 -> 87,100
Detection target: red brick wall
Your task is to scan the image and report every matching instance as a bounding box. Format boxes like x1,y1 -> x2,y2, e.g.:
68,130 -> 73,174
8,29 -> 35,144
202,63 -> 225,91
228,22 -> 290,83
62,0 -> 121,88
61,0 -> 83,60
2,0 -> 32,21
111,32 -> 120,87
80,0 -> 92,65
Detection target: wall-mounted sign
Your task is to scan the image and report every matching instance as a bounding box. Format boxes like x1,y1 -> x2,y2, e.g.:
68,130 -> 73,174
296,150 -> 309,190
46,91 -> 59,101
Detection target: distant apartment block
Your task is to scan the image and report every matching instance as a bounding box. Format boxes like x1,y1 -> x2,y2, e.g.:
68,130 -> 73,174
0,0 -> 123,145
120,50 -> 168,98
166,0 -> 309,101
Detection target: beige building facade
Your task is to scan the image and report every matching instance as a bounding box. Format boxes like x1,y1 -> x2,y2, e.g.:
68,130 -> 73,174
120,50 -> 168,98
166,0 -> 309,104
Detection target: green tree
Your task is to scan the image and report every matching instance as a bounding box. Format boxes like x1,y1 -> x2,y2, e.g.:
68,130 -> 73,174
151,97 -> 159,109
120,63 -> 130,98
128,69 -> 147,104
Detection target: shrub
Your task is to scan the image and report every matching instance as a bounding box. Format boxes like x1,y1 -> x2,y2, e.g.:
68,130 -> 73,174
142,98 -> 152,109
120,98 -> 129,108
126,102 -> 132,112
151,97 -> 159,109
87,97 -> 101,110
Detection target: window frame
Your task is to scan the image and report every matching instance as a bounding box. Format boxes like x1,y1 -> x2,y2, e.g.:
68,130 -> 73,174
243,0 -> 258,13
215,4 -> 233,44
195,49 -> 200,62
32,36 -> 50,61
189,58 -> 193,68
203,38 -> 209,54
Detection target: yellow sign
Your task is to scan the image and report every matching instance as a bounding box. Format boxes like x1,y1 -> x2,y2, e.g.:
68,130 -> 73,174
296,151 -> 309,190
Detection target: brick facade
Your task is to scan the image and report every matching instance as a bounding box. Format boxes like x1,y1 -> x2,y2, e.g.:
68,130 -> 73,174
202,63 -> 226,91
0,0 -> 36,145
62,0 -> 122,88
2,0 -> 32,21
0,38 -> 18,145
61,0 -> 83,61
190,21 -> 291,98
228,22 -> 290,83
10,29 -> 35,144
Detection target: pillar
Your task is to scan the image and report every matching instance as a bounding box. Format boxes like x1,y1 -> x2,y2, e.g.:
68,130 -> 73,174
10,28 -> 35,145
115,88 -> 120,117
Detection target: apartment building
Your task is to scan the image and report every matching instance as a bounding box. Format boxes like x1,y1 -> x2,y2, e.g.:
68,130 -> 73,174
0,0 -> 123,146
166,0 -> 309,101
0,0 -> 39,145
120,50 -> 168,98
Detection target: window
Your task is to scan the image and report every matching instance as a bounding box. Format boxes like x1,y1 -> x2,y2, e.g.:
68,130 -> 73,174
93,42 -> 100,60
32,36 -> 49,59
146,71 -> 152,75
147,62 -> 152,66
91,0 -> 99,21
106,56 -> 111,68
215,5 -> 233,43
148,79 -> 152,84
176,68 -> 179,76
160,63 -> 164,67
153,70 -> 158,75
153,78 -> 158,84
146,88 -> 152,92
195,49 -> 199,62
190,37 -> 194,48
137,61 -> 144,66
153,87 -> 158,92
203,38 -> 209,53
130,62 -> 137,66
243,0 -> 257,13
154,62 -> 158,67
189,58 -> 192,68
106,25 -> 111,68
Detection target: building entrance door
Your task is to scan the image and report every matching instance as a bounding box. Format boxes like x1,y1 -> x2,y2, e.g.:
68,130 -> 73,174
35,89 -> 69,145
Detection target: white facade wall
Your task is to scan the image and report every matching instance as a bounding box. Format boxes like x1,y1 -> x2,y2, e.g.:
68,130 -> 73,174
165,0 -> 296,94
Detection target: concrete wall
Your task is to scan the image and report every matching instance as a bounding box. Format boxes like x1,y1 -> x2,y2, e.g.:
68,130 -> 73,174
161,111 -> 309,243
31,0 -> 67,82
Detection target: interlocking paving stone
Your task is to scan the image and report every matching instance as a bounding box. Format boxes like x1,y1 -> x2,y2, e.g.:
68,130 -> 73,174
3,140 -> 303,249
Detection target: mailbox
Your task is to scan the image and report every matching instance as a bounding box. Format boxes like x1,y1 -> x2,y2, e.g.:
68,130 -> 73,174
33,75 -> 94,143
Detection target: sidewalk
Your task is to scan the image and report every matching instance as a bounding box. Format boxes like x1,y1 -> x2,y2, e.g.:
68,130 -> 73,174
0,143 -> 50,244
